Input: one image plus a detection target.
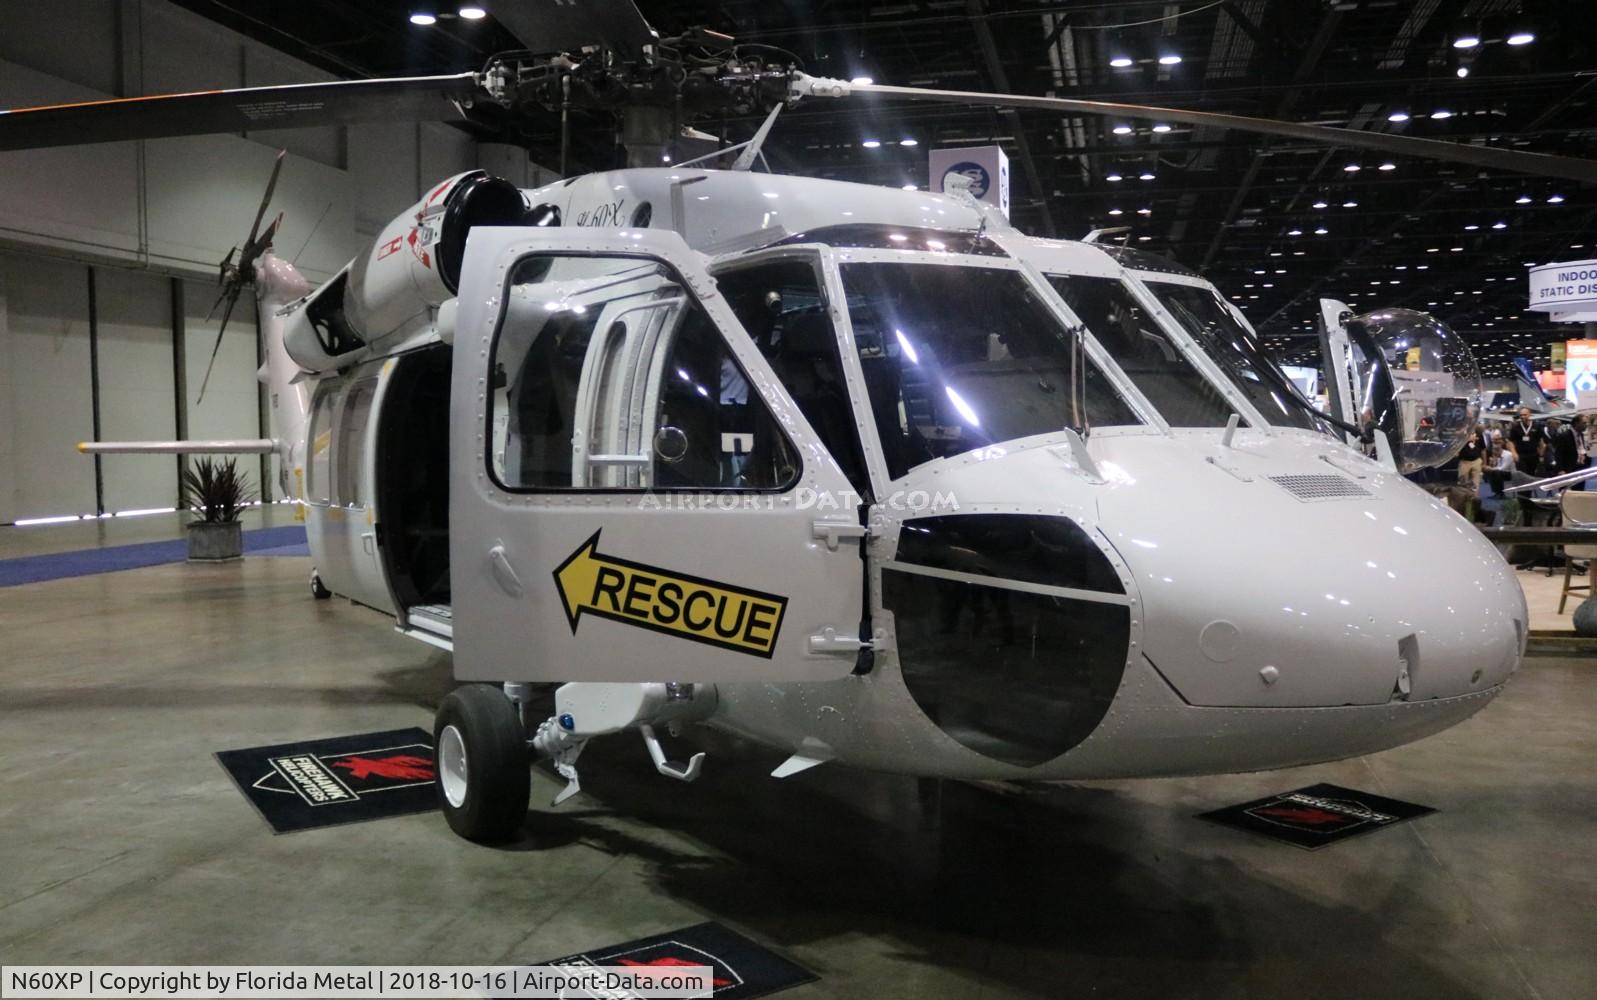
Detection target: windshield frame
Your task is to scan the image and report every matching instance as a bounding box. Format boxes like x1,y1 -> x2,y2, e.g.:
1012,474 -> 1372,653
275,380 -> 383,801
814,245 -> 1166,483
1123,269 -> 1331,436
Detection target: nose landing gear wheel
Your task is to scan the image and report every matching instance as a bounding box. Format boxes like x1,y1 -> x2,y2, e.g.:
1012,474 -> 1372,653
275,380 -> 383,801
433,684 -> 531,843
309,569 -> 331,600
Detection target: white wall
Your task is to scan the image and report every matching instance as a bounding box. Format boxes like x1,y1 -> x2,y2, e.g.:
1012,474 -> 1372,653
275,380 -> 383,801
0,255 -> 96,522
0,0 -> 491,522
95,265 -> 176,512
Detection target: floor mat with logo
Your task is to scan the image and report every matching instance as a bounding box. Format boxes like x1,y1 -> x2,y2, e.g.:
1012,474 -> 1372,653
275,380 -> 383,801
216,727 -> 437,833
524,922 -> 816,999
1198,782 -> 1435,849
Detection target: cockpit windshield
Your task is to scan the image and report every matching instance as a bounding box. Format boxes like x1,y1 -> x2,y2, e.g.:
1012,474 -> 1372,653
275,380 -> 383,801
839,260 -> 1141,479
1049,274 -> 1237,428
1145,281 -> 1325,432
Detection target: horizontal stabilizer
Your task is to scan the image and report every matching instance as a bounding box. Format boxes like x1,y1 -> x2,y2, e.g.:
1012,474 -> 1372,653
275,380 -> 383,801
78,439 -> 277,455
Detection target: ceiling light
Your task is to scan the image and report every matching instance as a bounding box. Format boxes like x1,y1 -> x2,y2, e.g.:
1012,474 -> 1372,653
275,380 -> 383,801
1465,224 -> 1479,230
1516,194 -> 1532,204
1548,194 -> 1565,203
1106,172 -> 1124,181
1288,229 -> 1303,236
1312,200 -> 1328,209
851,76 -> 874,85
899,138 -> 918,146
1139,172 -> 1156,180
1431,109 -> 1454,119
1378,162 -> 1396,171
1151,124 -> 1173,133
862,139 -> 881,148
1342,200 -> 1358,208
1109,208 -> 1123,216
1453,35 -> 1481,49
1158,54 -> 1182,65
1388,111 -> 1411,122
1343,163 -> 1361,172
458,5 -> 486,18
1110,56 -> 1134,68
1113,125 -> 1133,135
1137,208 -> 1152,215
409,12 -> 437,24
1314,227 -> 1328,235
1507,32 -> 1534,46
1493,221 -> 1508,229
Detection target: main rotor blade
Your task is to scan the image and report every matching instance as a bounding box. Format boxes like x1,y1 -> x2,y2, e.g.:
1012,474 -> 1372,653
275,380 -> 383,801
492,0 -> 657,55
196,289 -> 241,406
849,82 -> 1597,185
0,74 -> 481,151
244,150 -> 286,250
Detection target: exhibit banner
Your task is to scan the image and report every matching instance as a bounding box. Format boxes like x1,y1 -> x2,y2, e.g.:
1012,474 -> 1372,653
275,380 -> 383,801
929,145 -> 1010,217
1528,258 -> 1597,322
1564,340 -> 1597,404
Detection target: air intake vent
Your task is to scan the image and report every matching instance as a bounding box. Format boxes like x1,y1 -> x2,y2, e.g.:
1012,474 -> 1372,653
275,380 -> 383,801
1267,473 -> 1371,501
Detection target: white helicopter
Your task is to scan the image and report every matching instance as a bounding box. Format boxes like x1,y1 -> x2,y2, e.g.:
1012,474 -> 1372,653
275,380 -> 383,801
4,1 -> 1584,843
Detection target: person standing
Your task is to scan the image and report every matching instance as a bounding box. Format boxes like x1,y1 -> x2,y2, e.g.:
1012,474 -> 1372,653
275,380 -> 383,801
1553,415 -> 1587,481
1508,407 -> 1545,476
1456,428 -> 1485,488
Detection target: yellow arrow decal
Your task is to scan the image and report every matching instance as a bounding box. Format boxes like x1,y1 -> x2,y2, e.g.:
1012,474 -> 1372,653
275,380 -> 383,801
552,531 -> 788,658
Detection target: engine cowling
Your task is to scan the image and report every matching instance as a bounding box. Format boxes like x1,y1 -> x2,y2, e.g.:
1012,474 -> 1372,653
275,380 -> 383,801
286,170 -> 529,372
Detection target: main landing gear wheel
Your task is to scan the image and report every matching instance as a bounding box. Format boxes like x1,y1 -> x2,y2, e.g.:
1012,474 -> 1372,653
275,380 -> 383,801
309,569 -> 331,600
434,684 -> 531,843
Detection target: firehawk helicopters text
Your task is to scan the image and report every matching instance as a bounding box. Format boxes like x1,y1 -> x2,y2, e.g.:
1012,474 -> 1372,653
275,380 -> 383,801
0,0 -> 1563,842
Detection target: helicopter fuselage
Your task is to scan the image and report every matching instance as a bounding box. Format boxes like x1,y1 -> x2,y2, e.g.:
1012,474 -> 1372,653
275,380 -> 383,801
266,167 -> 1522,783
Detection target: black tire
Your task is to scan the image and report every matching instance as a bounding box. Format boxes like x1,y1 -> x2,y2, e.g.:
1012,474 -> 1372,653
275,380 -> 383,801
434,684 -> 530,843
309,570 -> 331,600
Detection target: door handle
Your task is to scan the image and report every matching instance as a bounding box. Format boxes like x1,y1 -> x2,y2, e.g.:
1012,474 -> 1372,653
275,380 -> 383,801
488,543 -> 524,597
811,519 -> 870,551
360,531 -> 376,555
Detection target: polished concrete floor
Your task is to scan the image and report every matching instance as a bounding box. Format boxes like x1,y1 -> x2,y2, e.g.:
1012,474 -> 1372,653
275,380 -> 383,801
1,542 -> 1595,999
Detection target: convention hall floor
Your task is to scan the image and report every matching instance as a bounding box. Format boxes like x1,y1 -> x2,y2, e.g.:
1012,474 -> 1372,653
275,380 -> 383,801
1,516 -> 1594,999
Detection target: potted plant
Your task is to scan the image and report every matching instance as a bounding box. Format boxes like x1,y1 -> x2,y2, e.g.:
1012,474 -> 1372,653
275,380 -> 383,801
181,457 -> 255,561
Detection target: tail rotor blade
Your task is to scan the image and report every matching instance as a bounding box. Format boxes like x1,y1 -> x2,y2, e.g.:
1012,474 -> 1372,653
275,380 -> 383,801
245,150 -> 285,248
196,288 -> 241,406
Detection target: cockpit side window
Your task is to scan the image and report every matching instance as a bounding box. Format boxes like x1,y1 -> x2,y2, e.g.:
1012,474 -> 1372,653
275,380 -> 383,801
1146,281 -> 1324,431
839,261 -> 1141,480
715,258 -> 873,500
1049,275 -> 1236,428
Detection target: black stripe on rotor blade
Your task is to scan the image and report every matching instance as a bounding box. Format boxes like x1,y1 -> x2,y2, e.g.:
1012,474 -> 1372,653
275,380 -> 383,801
0,74 -> 482,151
854,83 -> 1597,185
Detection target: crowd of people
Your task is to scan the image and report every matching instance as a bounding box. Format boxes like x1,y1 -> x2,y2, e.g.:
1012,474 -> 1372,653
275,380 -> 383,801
1466,408 -> 1595,525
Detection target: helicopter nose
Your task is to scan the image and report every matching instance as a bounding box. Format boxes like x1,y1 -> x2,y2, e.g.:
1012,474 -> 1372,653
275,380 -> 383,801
1097,454 -> 1524,710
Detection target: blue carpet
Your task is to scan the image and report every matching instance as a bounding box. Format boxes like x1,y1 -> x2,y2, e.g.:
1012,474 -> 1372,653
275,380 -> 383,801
0,525 -> 309,588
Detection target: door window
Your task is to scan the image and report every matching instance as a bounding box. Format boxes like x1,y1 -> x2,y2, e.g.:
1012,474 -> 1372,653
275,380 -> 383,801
305,387 -> 335,506
715,258 -> 872,499
336,378 -> 377,506
491,253 -> 799,492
